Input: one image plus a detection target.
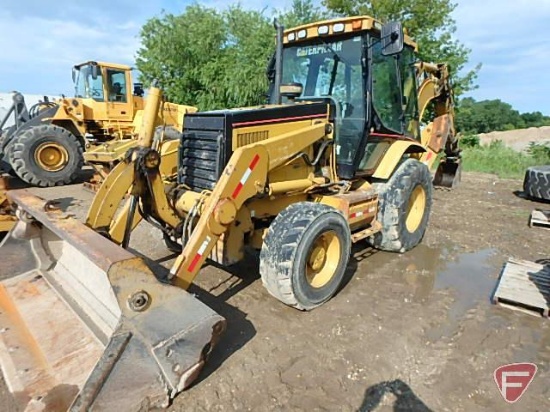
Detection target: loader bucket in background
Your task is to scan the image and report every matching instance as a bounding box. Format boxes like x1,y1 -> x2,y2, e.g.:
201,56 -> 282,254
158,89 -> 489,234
433,158 -> 462,189
0,190 -> 226,411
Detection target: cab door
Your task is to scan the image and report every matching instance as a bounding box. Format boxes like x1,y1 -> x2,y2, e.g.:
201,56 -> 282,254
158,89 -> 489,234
105,68 -> 133,122
356,39 -> 419,174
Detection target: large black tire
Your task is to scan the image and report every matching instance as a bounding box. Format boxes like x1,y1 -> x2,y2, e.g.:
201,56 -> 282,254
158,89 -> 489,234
523,165 -> 550,201
370,158 -> 433,253
0,126 -> 16,174
8,124 -> 83,187
259,202 -> 351,311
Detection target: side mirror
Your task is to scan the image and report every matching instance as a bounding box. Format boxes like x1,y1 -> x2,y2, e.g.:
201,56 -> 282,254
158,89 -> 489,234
91,63 -> 99,80
381,21 -> 404,56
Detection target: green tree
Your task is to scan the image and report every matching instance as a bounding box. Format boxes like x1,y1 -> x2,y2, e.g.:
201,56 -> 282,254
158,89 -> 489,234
137,4 -> 273,110
278,0 -> 329,27
455,98 -> 538,134
521,111 -> 550,128
322,0 -> 479,94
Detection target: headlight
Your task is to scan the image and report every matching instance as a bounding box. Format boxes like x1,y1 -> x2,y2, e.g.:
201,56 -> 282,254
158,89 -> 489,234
333,23 -> 345,33
288,32 -> 296,42
318,25 -> 329,35
297,29 -> 307,39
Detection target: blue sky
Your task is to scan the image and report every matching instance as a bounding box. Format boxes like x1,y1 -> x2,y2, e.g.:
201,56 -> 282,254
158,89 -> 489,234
1,0 -> 549,114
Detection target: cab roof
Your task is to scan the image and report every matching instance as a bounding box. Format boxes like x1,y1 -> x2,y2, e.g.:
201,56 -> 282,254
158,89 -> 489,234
283,16 -> 417,50
73,61 -> 132,71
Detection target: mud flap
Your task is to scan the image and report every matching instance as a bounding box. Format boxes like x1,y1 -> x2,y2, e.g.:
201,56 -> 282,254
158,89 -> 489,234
433,158 -> 462,189
0,190 -> 226,411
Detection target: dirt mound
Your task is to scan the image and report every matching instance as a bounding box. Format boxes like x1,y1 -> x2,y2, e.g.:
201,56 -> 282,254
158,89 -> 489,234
478,126 -> 550,152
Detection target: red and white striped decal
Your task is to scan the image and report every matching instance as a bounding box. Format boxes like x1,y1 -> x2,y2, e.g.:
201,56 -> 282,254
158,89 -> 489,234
231,154 -> 260,199
350,206 -> 376,219
187,236 -> 211,273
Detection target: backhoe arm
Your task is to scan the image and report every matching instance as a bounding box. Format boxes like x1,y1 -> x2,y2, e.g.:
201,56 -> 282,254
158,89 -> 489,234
415,63 -> 462,188
416,63 -> 458,157
169,121 -> 329,289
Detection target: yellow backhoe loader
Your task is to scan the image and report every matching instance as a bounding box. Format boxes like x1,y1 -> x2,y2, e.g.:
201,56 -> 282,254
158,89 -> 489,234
0,16 -> 461,410
0,61 -> 196,188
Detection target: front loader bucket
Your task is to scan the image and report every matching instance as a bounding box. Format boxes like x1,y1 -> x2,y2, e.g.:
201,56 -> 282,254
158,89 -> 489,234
433,158 -> 462,189
0,190 -> 226,411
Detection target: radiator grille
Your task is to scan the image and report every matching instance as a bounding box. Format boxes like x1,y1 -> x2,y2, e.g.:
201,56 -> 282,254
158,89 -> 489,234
178,117 -> 226,192
236,130 -> 269,147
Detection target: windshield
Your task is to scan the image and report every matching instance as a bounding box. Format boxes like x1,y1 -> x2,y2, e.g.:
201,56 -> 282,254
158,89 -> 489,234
282,36 -> 363,106
74,64 -> 104,102
282,35 -> 365,167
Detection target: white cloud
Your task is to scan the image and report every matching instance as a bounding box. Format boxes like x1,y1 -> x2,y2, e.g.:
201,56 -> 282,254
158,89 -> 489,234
453,0 -> 550,113
1,0 -> 548,114
0,0 -> 292,97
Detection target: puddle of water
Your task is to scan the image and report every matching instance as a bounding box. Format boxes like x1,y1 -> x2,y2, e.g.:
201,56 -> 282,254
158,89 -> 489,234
360,244 -> 499,340
427,248 -> 497,340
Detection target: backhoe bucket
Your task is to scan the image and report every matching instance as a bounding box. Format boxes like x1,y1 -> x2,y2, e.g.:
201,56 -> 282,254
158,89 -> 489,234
0,190 -> 225,411
433,158 -> 462,189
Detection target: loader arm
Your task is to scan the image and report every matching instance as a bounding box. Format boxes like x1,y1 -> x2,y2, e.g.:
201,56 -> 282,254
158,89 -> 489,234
170,121 -> 329,289
86,84 -> 181,244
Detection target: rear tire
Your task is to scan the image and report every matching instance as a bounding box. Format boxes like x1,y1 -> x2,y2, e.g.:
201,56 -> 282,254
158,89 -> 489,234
8,124 -> 83,187
523,165 -> 550,201
370,158 -> 432,253
260,202 -> 351,311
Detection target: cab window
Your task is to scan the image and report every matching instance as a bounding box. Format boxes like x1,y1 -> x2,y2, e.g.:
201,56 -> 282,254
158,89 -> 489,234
106,70 -> 127,102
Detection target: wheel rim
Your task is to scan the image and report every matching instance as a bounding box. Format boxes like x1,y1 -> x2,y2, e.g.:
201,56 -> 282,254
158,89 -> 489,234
406,185 -> 427,232
305,230 -> 341,288
34,142 -> 69,172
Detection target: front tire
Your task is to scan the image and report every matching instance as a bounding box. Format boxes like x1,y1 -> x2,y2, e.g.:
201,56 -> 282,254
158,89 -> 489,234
8,124 -> 83,187
260,202 -> 351,311
370,158 -> 432,253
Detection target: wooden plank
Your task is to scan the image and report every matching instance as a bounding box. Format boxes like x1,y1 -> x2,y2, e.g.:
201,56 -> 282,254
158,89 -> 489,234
529,209 -> 550,230
493,258 -> 550,318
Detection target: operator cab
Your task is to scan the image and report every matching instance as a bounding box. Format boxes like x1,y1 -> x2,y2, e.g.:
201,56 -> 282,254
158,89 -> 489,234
72,61 -> 132,103
268,17 -> 421,179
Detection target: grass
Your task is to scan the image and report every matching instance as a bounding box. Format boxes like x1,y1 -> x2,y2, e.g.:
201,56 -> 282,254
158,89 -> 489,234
461,141 -> 550,179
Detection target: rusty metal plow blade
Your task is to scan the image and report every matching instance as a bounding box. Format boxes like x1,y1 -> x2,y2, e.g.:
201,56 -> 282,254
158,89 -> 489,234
0,190 -> 226,411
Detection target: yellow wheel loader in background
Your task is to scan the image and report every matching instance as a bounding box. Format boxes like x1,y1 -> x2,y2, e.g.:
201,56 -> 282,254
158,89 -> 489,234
0,16 -> 461,410
0,61 -> 196,188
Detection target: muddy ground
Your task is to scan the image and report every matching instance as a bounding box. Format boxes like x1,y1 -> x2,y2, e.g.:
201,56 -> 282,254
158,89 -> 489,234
2,171 -> 550,411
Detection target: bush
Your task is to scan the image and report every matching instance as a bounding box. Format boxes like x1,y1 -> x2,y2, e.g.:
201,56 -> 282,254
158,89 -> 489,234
462,140 -> 549,179
460,134 -> 480,147
527,142 -> 550,163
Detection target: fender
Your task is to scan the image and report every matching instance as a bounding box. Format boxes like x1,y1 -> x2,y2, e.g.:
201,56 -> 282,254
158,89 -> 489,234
372,140 -> 426,180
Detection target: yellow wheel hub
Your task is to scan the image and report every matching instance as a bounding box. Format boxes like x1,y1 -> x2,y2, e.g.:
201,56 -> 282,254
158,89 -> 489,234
406,185 -> 427,232
306,230 -> 341,288
34,142 -> 68,172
